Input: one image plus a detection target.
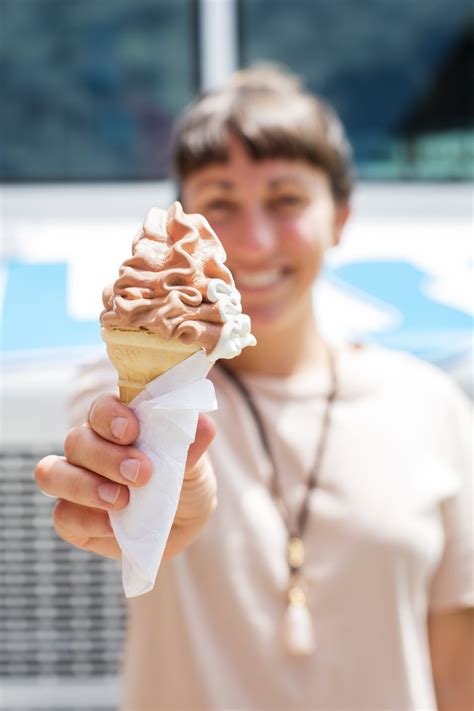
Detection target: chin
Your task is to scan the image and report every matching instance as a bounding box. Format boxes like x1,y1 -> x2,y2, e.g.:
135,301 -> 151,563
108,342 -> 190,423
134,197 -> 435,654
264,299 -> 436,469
244,302 -> 291,336
244,289 -> 312,337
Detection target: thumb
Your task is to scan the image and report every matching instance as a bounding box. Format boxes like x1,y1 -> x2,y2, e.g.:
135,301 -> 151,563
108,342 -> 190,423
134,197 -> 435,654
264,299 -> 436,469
185,413 -> 216,475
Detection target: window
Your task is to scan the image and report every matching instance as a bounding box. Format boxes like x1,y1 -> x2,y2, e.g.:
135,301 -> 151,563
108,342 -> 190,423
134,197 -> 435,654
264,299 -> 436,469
1,0 -> 198,181
239,0 -> 474,180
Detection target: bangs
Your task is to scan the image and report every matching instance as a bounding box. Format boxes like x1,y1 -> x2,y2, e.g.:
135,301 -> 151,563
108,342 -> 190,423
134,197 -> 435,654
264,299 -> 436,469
172,98 -> 232,177
230,95 -> 333,168
172,79 -> 353,202
174,93 -> 330,172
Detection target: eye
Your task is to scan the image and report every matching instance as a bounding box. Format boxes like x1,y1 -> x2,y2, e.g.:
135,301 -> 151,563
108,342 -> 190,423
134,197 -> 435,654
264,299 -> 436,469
268,194 -> 307,213
203,199 -> 237,220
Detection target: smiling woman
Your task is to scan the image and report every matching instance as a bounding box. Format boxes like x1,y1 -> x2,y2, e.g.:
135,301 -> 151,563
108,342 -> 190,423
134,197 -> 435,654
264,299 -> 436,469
36,64 -> 473,711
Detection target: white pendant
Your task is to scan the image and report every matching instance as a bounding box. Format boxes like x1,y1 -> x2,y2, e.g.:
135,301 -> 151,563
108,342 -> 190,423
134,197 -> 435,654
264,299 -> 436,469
283,598 -> 316,656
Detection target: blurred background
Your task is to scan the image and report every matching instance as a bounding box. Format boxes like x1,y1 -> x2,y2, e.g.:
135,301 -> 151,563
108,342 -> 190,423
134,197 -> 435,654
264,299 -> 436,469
1,0 -> 473,709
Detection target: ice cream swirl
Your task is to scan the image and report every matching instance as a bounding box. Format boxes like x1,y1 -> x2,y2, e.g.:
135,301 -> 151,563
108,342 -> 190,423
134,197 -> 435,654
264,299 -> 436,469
100,201 -> 256,360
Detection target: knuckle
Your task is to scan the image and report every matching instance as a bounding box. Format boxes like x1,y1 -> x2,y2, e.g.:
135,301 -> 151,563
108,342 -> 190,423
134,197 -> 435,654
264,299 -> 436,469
68,469 -> 85,503
88,394 -> 107,427
64,425 -> 88,460
116,486 -> 130,509
52,500 -> 69,536
90,393 -> 121,424
92,392 -> 115,410
53,500 -> 92,550
75,503 -> 91,535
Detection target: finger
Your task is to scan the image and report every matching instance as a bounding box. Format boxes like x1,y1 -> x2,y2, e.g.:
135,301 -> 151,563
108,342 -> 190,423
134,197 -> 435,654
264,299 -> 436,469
85,537 -> 122,560
185,413 -> 216,476
36,454 -> 130,511
53,500 -> 121,560
53,499 -> 115,538
64,426 -> 152,487
88,393 -> 140,445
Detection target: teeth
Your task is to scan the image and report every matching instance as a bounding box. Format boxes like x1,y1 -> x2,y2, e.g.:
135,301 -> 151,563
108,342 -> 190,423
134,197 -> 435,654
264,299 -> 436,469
236,270 -> 282,288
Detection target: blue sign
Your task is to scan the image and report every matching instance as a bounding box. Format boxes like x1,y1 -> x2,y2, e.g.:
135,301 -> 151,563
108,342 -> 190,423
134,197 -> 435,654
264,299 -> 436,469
2,259 -> 473,369
1,262 -> 99,351
329,260 -> 473,366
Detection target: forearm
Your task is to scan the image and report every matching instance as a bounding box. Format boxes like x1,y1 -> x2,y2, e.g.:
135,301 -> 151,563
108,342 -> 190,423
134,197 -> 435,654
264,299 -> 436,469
433,672 -> 473,711
429,608 -> 474,711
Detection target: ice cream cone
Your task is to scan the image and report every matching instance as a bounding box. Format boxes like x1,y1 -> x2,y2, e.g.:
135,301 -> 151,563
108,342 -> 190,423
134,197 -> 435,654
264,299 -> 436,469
101,327 -> 201,404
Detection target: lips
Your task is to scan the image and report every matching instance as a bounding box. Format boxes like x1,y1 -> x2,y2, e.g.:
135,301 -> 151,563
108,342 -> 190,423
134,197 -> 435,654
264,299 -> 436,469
234,268 -> 291,291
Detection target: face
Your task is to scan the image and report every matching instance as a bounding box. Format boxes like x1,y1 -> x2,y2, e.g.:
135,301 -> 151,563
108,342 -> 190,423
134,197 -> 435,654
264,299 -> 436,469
182,136 -> 349,337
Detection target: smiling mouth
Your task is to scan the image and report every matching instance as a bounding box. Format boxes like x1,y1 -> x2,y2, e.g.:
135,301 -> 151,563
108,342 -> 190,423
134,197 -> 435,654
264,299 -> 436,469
234,268 -> 291,291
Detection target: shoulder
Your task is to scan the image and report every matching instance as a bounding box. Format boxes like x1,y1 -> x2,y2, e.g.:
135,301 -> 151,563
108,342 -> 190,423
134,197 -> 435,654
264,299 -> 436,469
347,344 -> 469,405
348,344 -> 471,460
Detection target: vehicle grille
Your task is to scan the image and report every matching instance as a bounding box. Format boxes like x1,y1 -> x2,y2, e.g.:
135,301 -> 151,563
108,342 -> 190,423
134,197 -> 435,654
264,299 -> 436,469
0,448 -> 126,708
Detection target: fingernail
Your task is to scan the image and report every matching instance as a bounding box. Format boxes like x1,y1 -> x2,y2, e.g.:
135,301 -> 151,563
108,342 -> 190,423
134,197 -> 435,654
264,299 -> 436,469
98,483 -> 121,504
120,458 -> 140,483
111,417 -> 127,439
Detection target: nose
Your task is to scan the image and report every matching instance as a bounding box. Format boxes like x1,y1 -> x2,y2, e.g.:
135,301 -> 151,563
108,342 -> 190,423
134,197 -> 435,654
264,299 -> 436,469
236,207 -> 277,256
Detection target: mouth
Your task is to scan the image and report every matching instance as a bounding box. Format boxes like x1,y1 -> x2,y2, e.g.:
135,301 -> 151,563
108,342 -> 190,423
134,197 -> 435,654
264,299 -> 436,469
234,268 -> 292,292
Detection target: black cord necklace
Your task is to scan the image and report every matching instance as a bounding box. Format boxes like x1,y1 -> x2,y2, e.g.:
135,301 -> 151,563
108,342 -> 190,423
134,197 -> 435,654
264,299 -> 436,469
218,345 -> 338,655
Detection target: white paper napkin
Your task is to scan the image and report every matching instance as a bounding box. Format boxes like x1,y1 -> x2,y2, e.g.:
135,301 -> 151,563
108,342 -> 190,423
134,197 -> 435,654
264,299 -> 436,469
109,350 -> 217,598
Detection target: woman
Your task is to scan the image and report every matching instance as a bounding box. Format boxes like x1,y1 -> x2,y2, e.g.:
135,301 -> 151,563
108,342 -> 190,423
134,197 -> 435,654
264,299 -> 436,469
36,66 -> 473,710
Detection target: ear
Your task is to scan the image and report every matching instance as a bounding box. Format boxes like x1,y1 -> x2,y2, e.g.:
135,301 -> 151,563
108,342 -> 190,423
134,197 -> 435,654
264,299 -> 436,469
332,203 -> 351,247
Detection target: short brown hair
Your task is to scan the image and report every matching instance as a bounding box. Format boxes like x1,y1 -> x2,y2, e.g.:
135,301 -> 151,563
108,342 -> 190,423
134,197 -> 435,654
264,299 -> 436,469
172,63 -> 353,204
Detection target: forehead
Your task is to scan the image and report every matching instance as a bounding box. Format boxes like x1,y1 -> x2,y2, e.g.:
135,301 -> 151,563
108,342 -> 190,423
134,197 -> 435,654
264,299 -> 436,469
184,146 -> 328,195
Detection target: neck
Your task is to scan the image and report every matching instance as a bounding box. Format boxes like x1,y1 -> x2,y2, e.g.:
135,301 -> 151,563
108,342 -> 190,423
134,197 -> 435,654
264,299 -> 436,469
228,308 -> 326,377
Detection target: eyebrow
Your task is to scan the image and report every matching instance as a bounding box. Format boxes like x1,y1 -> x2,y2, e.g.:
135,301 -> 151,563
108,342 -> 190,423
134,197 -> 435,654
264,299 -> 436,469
193,175 -> 309,192
192,179 -> 234,191
268,175 -> 309,188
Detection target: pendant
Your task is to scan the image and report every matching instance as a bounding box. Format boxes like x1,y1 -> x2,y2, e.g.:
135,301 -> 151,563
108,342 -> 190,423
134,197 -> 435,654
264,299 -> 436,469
288,536 -> 305,571
282,585 -> 316,656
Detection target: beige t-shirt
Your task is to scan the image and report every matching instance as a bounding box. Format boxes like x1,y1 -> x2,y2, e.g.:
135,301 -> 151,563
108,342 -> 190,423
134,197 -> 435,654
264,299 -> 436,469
72,345 -> 473,711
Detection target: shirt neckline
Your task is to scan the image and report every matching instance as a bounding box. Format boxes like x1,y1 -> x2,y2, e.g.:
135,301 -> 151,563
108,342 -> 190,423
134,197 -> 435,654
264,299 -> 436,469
216,343 -> 374,400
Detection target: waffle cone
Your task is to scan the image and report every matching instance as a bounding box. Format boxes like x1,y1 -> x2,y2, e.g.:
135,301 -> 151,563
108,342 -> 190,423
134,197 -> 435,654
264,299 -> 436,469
101,327 -> 201,404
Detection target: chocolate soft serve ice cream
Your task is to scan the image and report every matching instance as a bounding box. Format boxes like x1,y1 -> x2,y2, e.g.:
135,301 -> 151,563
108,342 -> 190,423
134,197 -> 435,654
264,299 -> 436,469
101,201 -> 255,402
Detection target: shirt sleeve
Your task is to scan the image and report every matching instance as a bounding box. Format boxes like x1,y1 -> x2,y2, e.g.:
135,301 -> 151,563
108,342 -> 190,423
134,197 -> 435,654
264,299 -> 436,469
429,378 -> 473,612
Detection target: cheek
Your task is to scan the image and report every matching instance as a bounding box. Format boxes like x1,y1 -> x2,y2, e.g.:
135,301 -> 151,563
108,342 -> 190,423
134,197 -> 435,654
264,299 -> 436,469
205,217 -> 238,250
281,217 -> 328,271
210,228 -> 236,260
